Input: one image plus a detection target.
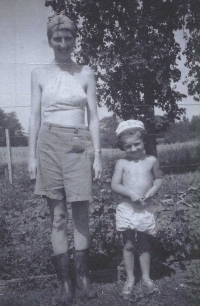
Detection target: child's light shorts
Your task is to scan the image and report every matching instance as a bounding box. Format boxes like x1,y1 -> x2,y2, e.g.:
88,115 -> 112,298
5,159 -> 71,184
34,123 -> 93,202
116,202 -> 156,235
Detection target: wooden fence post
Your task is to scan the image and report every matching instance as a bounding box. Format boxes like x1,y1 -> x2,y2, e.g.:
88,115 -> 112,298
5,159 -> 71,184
5,129 -> 13,184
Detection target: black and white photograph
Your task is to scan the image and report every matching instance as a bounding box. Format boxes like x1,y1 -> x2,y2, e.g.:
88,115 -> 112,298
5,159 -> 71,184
0,1 -> 200,305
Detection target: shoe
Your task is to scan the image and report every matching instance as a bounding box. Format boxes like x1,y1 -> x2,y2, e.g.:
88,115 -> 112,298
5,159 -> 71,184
73,249 -> 97,299
142,278 -> 160,295
52,252 -> 74,305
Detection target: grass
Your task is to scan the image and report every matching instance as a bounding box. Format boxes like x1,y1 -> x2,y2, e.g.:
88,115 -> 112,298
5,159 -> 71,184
0,274 -> 200,306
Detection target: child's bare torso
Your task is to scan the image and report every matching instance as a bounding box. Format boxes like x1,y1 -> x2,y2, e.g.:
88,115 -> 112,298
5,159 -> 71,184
122,155 -> 155,207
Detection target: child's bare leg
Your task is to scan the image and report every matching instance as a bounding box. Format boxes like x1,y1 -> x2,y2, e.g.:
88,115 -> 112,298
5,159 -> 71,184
139,251 -> 160,293
139,251 -> 151,281
122,230 -> 135,293
137,231 -> 159,293
123,241 -> 135,284
137,231 -> 151,282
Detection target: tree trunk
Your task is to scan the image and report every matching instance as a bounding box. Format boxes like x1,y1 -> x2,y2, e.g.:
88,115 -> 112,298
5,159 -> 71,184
145,107 -> 157,157
143,78 -> 157,157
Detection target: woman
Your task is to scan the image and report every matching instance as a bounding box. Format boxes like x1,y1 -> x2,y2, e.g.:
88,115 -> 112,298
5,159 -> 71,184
28,15 -> 102,304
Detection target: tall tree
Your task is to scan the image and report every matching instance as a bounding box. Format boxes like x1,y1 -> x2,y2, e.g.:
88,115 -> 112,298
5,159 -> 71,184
45,0 -> 188,155
0,109 -> 28,147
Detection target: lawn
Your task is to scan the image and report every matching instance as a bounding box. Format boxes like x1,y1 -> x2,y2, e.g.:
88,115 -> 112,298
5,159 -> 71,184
0,272 -> 200,306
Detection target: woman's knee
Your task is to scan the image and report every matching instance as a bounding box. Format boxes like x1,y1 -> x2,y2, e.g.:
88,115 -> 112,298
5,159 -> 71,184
52,211 -> 68,231
47,197 -> 68,231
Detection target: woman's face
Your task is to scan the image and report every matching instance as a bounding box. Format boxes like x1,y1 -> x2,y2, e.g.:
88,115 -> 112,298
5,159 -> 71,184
49,29 -> 75,62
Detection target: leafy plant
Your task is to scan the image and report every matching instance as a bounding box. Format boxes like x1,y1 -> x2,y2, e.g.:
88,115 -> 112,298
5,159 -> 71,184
154,187 -> 200,262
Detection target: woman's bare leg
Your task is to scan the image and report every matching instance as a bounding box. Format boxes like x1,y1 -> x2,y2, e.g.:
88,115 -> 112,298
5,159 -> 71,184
47,197 -> 68,255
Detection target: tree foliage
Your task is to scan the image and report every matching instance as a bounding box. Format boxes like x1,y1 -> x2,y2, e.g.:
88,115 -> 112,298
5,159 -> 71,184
189,115 -> 200,138
100,115 -> 118,149
44,0 -> 195,154
164,118 -> 191,144
184,0 -> 200,101
45,0 -> 186,116
159,115 -> 200,144
0,109 -> 28,147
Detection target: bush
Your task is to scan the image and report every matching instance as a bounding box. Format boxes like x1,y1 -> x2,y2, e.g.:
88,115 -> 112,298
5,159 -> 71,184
154,187 -> 200,263
163,121 -> 191,144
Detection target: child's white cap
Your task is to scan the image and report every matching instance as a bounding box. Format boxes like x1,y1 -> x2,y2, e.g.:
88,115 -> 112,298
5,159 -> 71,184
115,120 -> 145,137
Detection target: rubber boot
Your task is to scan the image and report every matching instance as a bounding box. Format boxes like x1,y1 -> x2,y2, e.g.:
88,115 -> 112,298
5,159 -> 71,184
52,251 -> 74,305
73,249 -> 97,299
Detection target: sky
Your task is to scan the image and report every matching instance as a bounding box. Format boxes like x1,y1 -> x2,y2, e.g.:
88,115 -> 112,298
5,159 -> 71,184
0,0 -> 199,132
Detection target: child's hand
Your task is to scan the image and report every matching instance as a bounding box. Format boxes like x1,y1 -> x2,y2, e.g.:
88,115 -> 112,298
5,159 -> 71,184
140,197 -> 146,206
93,154 -> 102,181
130,191 -> 143,203
143,188 -> 156,201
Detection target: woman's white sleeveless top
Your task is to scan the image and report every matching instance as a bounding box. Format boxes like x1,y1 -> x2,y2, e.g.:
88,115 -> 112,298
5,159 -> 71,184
41,68 -> 87,126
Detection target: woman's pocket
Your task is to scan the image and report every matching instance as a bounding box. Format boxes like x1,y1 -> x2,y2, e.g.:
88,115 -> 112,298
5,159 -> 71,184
70,135 -> 90,153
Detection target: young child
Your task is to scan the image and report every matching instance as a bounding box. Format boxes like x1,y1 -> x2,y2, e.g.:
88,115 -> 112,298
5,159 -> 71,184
111,119 -> 163,298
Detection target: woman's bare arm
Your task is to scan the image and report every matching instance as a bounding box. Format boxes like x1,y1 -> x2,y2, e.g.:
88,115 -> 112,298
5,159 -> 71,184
28,68 -> 42,179
85,66 -> 102,180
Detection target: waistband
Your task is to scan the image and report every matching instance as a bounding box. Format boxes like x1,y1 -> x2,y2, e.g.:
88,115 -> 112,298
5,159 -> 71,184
42,122 -> 89,134
121,196 -> 152,207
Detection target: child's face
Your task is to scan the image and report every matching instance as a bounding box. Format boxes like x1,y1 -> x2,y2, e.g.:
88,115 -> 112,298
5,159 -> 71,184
121,131 -> 144,159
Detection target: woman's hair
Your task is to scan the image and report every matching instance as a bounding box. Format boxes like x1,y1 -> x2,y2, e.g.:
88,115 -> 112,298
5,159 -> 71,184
47,15 -> 77,42
117,130 -> 147,151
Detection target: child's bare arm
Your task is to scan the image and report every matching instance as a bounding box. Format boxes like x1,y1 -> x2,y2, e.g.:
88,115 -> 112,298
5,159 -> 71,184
143,158 -> 163,201
111,160 -> 141,202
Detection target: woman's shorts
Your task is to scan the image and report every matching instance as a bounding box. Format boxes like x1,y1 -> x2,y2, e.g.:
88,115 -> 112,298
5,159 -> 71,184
35,123 -> 93,202
116,202 -> 156,236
